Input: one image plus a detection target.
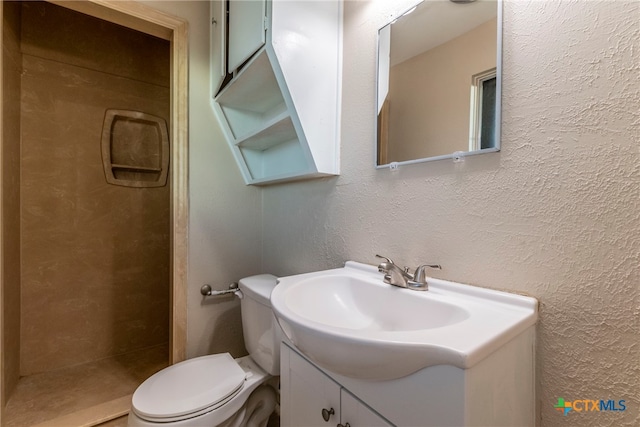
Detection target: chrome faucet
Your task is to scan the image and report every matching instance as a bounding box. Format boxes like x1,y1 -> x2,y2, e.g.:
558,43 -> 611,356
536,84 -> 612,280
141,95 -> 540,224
375,255 -> 441,291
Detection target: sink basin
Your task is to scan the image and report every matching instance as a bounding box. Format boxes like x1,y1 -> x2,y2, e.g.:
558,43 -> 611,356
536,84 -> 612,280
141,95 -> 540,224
271,261 -> 538,380
281,274 -> 469,331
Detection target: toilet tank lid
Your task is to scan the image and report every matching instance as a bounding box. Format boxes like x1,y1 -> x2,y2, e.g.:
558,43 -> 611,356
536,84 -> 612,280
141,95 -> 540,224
238,274 -> 277,305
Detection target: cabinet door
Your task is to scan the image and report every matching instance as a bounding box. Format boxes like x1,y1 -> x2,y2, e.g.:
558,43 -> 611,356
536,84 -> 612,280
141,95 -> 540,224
228,0 -> 266,73
341,390 -> 394,427
210,0 -> 226,95
282,346 -> 341,427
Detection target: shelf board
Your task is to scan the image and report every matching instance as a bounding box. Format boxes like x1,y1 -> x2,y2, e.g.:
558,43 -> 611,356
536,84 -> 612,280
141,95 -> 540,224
219,100 -> 287,141
111,164 -> 162,173
236,113 -> 297,151
239,138 -> 310,182
247,170 -> 331,186
215,48 -> 283,113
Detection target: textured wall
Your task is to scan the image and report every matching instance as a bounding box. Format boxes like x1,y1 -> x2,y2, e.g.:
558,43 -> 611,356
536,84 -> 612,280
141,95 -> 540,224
19,2 -> 170,375
262,1 -> 639,426
1,0 -> 22,404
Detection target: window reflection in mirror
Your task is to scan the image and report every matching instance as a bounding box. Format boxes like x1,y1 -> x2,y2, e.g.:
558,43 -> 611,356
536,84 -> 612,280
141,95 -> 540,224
377,0 -> 501,167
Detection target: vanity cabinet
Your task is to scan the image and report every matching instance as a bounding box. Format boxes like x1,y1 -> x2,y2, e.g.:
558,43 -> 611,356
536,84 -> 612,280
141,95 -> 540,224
210,0 -> 342,185
280,330 -> 535,427
281,344 -> 393,427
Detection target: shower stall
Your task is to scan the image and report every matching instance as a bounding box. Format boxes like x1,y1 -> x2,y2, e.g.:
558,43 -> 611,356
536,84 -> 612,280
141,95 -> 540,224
1,1 -> 185,425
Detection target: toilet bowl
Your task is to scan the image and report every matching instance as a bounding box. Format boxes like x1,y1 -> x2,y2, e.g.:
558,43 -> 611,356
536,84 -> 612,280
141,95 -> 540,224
128,274 -> 280,427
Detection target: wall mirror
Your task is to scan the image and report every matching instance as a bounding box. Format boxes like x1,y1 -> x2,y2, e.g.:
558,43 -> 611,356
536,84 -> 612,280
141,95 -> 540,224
376,0 -> 502,167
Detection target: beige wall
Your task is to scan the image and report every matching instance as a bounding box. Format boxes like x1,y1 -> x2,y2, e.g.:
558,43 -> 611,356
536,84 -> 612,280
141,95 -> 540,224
1,0 -> 22,405
19,2 -> 170,375
388,18 -> 496,161
138,0 -> 263,359
261,1 -> 639,426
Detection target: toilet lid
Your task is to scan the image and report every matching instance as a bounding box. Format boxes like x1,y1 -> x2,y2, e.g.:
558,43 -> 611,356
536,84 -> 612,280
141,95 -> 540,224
132,353 -> 246,420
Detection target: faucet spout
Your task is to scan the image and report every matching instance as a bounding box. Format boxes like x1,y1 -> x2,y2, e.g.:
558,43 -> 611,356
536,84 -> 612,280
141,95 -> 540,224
375,254 -> 413,288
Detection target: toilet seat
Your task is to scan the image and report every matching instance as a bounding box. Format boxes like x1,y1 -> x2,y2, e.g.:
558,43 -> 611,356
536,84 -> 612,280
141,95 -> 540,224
132,353 -> 246,423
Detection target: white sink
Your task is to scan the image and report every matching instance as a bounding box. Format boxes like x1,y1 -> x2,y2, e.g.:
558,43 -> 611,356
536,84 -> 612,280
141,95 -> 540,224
271,261 -> 538,380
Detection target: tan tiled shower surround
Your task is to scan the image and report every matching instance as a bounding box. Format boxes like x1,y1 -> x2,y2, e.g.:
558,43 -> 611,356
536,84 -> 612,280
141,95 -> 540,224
1,1 -> 189,425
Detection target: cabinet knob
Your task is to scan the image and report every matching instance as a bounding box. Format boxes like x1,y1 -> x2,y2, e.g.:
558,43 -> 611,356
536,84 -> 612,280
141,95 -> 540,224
337,423 -> 351,427
321,407 -> 335,422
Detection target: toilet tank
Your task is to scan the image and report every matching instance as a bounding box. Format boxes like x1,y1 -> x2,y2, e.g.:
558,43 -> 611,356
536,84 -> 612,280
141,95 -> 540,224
238,274 -> 281,375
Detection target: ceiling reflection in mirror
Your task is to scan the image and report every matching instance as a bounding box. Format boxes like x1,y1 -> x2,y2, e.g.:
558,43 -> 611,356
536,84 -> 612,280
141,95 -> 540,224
377,0 -> 502,167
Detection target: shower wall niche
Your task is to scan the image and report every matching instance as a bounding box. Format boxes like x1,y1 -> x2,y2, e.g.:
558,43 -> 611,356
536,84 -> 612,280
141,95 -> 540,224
2,1 -> 172,424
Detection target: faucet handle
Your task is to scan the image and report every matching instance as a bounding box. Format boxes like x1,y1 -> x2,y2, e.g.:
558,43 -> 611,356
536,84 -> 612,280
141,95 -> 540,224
413,264 -> 441,283
407,264 -> 441,290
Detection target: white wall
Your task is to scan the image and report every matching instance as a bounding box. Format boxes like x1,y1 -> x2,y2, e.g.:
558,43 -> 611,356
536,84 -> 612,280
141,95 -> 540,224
262,1 -> 639,426
138,1 -> 263,359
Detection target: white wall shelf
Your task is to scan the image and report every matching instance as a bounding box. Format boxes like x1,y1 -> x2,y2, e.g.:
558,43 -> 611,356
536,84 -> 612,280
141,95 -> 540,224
211,0 -> 342,186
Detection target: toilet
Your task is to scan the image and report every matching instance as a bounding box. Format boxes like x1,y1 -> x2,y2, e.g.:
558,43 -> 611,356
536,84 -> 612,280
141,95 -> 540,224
128,274 -> 281,427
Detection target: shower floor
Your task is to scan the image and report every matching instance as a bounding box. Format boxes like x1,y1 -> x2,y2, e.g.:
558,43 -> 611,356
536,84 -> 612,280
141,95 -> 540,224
4,344 -> 169,427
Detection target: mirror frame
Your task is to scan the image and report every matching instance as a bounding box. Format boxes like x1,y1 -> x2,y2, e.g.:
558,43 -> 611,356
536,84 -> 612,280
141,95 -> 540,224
375,0 -> 503,168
